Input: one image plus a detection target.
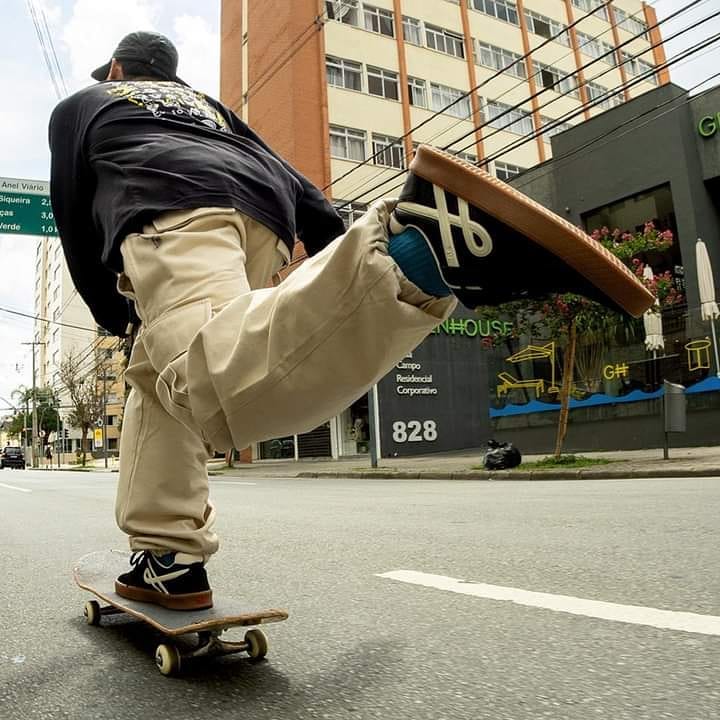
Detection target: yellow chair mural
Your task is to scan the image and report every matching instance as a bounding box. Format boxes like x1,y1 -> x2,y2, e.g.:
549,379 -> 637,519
496,342 -> 559,398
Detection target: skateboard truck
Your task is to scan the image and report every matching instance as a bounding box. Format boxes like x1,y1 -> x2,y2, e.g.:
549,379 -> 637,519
84,599 -> 269,675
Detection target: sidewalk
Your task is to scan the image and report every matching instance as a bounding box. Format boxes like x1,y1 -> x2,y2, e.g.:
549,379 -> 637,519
36,445 -> 720,479
212,445 -> 720,481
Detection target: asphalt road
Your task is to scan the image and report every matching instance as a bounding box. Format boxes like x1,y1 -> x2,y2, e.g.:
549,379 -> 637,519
1,469 -> 718,719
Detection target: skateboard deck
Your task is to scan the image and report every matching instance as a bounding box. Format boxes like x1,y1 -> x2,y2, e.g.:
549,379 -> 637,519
74,550 -> 288,675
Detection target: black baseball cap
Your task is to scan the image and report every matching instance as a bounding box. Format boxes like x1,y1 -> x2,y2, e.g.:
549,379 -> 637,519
91,31 -> 185,83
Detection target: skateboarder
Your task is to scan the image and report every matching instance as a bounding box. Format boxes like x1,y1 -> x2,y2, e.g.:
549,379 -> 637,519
49,31 -> 652,610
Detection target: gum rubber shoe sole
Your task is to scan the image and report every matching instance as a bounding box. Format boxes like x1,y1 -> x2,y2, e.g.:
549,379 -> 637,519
409,145 -> 655,318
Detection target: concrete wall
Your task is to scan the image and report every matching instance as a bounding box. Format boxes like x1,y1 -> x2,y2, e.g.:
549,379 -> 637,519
492,395 -> 720,454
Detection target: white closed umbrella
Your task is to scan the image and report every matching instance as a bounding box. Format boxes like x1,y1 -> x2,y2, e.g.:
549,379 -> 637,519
696,238 -> 720,377
643,265 -> 664,354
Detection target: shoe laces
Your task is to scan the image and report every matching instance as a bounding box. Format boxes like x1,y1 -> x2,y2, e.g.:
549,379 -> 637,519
129,550 -> 150,568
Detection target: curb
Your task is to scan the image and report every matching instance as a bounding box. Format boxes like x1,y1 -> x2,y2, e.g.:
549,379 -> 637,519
295,467 -> 720,481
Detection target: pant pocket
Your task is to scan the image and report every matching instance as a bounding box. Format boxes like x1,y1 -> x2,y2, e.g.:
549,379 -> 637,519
141,300 -> 211,431
151,207 -> 237,234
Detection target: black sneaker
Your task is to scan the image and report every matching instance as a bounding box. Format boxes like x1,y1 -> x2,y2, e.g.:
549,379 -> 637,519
115,550 -> 213,610
389,145 -> 654,317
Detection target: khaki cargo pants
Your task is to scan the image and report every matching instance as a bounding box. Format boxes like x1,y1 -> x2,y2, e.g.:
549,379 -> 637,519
116,200 -> 456,557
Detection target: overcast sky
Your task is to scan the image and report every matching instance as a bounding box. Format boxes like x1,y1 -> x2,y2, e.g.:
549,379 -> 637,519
0,0 -> 718,408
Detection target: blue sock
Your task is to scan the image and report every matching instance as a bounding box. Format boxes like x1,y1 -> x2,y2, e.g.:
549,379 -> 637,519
388,228 -> 452,297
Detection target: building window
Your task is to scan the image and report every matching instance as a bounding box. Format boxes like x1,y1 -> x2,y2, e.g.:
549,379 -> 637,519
425,23 -> 465,59
622,52 -> 657,84
532,61 -> 580,98
430,82 -> 471,119
402,15 -> 422,45
524,10 -> 569,45
367,65 -> 399,100
477,41 -> 526,79
614,7 -> 648,39
495,161 -> 525,181
326,55 -> 363,91
325,0 -> 360,26
363,4 -> 394,37
571,0 -> 608,21
330,125 -> 367,161
372,134 -> 405,169
454,150 -> 477,164
469,0 -> 519,26
541,116 -> 574,140
486,100 -> 534,135
408,76 -> 428,108
586,81 -> 612,110
333,200 -> 368,228
576,31 -> 616,65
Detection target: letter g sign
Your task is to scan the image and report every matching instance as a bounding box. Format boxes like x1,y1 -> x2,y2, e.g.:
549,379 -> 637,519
698,114 -> 720,139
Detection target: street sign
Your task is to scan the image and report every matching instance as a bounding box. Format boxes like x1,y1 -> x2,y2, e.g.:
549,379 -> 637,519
0,176 -> 57,237
93,428 -> 103,449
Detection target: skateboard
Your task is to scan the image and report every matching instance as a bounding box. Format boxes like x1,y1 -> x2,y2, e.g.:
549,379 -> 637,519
74,550 -> 288,676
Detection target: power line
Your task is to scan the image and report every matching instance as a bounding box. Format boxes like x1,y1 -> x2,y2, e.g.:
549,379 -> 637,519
443,5 -> 720,160
354,32 -> 720,213
337,11 -> 719,210
512,68 -> 720,192
334,0 -> 698,203
39,4 -> 68,96
0,306 -> 97,333
245,11 -> 329,99
25,0 -> 67,99
452,26 -> 720,167
331,0 -> 705,203
322,0 -> 678,195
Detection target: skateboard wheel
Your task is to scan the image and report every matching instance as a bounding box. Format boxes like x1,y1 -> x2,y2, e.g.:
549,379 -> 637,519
244,629 -> 268,660
84,600 -> 101,626
155,644 -> 181,676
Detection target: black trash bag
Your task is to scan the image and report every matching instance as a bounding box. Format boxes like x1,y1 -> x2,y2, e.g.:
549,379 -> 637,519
484,439 -> 521,470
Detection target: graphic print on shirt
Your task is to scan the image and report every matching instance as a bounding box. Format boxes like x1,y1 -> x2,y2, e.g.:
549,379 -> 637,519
106,81 -> 228,132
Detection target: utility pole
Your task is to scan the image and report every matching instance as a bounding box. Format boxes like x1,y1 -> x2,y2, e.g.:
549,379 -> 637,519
102,367 -> 108,469
22,341 -> 45,468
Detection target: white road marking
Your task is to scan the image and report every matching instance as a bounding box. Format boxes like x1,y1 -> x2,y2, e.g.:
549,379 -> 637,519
209,481 -> 257,486
0,482 -> 32,493
377,570 -> 720,637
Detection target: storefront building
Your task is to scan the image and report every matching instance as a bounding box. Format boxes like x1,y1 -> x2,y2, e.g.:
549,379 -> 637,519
253,81 -> 720,459
492,81 -> 720,452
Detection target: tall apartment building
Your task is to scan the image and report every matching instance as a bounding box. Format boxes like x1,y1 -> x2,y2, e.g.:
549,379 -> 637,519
219,0 -> 670,459
33,236 -> 125,456
221,0 -> 668,209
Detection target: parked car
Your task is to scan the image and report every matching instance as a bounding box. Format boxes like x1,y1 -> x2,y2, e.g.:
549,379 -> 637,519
1,446 -> 26,469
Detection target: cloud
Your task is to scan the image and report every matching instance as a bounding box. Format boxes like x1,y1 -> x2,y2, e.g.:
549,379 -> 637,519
174,14 -> 220,96
61,0 -> 161,88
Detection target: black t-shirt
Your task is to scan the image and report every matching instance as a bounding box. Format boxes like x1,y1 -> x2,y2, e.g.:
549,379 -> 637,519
49,80 -> 346,336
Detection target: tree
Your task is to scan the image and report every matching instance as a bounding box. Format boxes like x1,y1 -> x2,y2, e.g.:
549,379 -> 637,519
7,385 -> 59,447
481,222 -> 684,459
60,353 -> 103,466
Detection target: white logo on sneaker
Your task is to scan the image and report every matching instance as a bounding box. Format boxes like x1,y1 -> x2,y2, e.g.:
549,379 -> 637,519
143,564 -> 189,595
396,187 -> 493,268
